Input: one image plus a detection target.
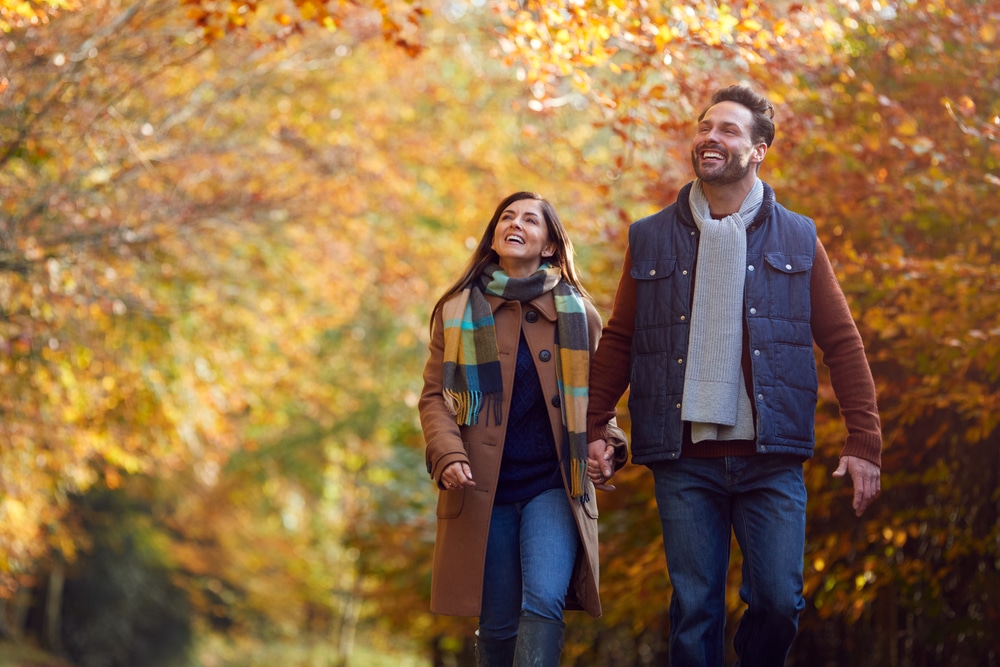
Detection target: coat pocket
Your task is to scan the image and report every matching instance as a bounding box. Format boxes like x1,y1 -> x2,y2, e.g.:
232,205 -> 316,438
579,484 -> 599,520
436,486 -> 465,519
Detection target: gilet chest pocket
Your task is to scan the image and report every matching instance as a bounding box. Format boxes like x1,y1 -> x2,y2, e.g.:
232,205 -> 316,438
631,257 -> 676,282
763,252 -> 812,320
631,257 -> 687,338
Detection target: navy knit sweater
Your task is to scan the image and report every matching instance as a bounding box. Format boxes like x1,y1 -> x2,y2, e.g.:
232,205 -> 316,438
495,331 -> 563,504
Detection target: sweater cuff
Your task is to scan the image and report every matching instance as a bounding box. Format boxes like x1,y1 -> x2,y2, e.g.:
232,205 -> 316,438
841,432 -> 883,468
587,416 -> 613,443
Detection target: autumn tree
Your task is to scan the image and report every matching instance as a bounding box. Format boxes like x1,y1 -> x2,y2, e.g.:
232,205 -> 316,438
2,0 -> 997,665
486,1 -> 1000,665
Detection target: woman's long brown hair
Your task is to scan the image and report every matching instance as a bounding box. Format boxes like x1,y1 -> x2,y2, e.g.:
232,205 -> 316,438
429,191 -> 591,332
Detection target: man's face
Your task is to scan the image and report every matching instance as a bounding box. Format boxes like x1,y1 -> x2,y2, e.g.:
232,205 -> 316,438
690,101 -> 766,185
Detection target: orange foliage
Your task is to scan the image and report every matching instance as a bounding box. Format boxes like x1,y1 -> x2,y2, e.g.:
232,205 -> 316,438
1,0 -> 998,663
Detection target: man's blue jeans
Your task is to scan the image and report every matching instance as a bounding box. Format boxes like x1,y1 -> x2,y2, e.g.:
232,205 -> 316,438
478,488 -> 579,641
650,455 -> 807,667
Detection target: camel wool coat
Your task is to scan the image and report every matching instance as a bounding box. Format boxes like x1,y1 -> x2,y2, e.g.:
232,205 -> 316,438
419,289 -> 626,618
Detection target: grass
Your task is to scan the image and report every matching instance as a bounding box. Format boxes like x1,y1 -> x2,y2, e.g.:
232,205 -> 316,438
0,641 -> 76,667
192,636 -> 433,667
0,641 -> 431,667
0,636 -> 432,667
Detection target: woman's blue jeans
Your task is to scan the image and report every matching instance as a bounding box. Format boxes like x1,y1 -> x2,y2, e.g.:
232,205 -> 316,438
478,488 -> 579,641
650,455 -> 807,667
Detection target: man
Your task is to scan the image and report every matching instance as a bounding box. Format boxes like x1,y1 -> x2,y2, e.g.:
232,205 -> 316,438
586,85 -> 882,666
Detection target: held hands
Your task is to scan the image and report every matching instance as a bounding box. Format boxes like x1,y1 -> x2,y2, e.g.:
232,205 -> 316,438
587,439 -> 617,492
440,461 -> 476,490
441,443 -> 618,493
833,455 -> 881,517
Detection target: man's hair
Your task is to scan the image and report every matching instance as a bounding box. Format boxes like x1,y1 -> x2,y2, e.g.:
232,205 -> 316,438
702,85 -> 775,147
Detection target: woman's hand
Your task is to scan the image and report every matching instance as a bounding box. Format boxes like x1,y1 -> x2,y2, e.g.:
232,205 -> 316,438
440,461 -> 476,490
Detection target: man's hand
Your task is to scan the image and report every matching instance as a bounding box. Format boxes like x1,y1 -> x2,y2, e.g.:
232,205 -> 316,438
833,455 -> 881,517
587,439 -> 616,491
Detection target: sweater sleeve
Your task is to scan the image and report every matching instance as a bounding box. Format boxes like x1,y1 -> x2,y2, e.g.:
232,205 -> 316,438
810,238 -> 883,466
587,245 -> 638,442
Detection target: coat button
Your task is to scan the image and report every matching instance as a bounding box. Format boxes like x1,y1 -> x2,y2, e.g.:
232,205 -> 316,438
551,395 -> 561,407
525,310 -> 538,323
539,350 -> 552,362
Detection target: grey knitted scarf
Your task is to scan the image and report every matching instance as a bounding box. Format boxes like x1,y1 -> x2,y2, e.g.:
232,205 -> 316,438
682,178 -> 764,443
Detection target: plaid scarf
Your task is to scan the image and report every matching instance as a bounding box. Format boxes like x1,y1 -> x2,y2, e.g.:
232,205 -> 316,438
441,263 -> 591,497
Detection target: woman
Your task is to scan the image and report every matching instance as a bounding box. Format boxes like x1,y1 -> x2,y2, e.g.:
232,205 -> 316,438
419,192 -> 627,666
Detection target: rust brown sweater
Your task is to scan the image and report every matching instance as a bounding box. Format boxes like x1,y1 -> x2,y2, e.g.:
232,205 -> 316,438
587,237 -> 883,466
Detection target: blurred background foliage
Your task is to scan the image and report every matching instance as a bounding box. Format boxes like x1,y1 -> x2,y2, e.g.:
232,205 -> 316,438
0,0 -> 997,665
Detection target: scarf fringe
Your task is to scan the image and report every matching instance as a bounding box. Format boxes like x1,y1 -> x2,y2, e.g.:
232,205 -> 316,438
444,389 -> 501,426
570,458 -> 587,498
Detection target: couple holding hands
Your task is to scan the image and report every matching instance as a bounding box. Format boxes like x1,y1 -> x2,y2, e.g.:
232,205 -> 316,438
419,85 -> 882,667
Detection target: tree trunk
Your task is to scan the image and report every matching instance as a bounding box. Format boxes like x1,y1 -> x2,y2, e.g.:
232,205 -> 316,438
0,586 -> 32,641
45,562 -> 65,653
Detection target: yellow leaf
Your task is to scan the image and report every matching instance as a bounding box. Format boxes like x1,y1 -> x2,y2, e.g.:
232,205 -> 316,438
298,0 -> 317,21
896,116 -> 918,136
887,41 -> 906,61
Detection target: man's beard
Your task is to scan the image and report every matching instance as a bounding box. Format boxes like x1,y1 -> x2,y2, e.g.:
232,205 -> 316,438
691,148 -> 753,185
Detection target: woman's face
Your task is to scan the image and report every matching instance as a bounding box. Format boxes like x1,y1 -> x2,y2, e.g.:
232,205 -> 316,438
490,199 -> 555,277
